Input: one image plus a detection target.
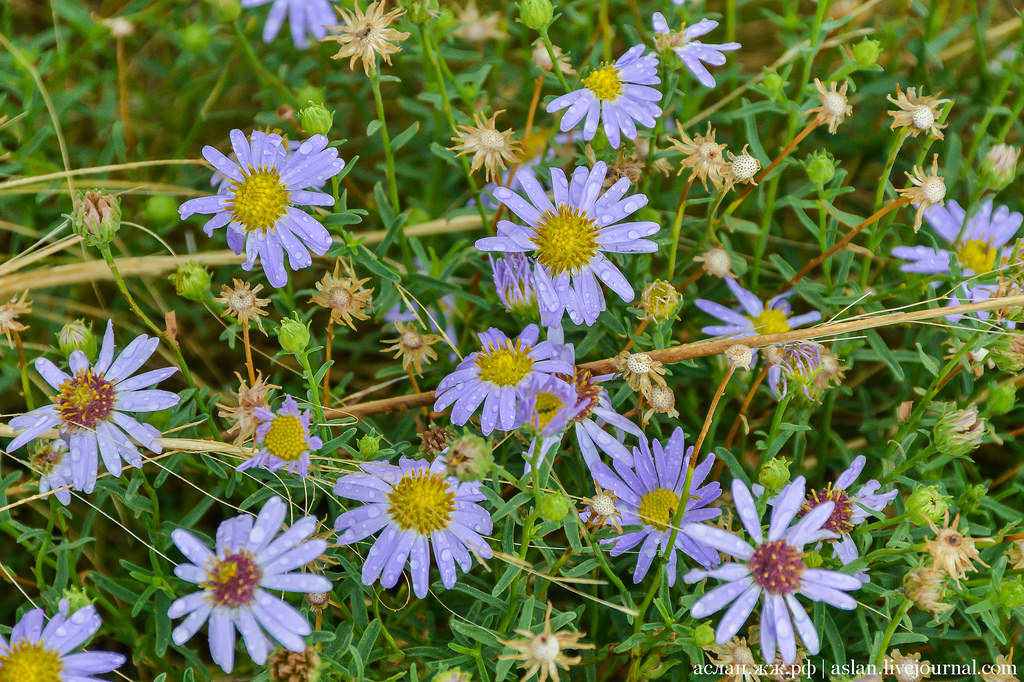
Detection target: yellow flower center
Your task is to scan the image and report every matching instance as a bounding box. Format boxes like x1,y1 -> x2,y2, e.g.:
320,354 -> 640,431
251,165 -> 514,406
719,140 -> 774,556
637,488 -> 680,531
263,415 -> 307,461
956,239 -> 997,273
583,65 -> 623,101
387,469 -> 456,535
748,309 -> 790,335
230,167 -> 289,233
201,551 -> 262,607
531,205 -> 600,276
0,640 -> 64,682
533,392 -> 564,429
56,368 -> 115,430
475,340 -> 534,387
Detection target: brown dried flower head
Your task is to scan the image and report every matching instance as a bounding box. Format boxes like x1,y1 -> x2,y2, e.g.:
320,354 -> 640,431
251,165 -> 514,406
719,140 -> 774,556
0,291 -> 31,348
419,423 -> 455,458
668,121 -> 729,190
581,481 -> 623,534
453,0 -> 506,43
324,1 -> 410,76
887,84 -> 952,139
642,383 -> 679,424
499,603 -> 594,682
216,279 -> 271,333
697,247 -> 733,278
807,78 -> 852,134
305,590 -> 333,612
704,636 -> 759,682
310,260 -> 374,329
924,511 -> 990,586
450,110 -> 522,184
897,154 -> 946,232
612,350 -> 668,401
382,321 -> 441,375
902,565 -> 953,621
532,40 -> 576,75
217,371 -> 280,444
268,645 -> 322,682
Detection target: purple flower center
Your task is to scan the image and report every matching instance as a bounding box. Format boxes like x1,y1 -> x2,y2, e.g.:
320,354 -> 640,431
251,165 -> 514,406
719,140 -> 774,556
229,167 -> 289,233
749,540 -> 806,595
565,368 -> 601,423
56,369 -> 115,430
202,551 -> 262,607
0,639 -> 64,682
801,486 -> 854,535
531,205 -> 599,276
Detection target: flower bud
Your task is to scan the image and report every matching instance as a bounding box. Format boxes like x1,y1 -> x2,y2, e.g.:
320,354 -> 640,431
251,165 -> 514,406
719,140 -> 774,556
903,565 -> 953,619
181,23 -> 212,53
71,190 -> 121,246
537,490 -> 572,522
693,623 -> 715,648
958,483 -> 987,515
990,332 -> 1024,373
803,550 -> 823,568
144,194 -> 180,223
357,432 -> 384,459
933,404 -> 985,458
433,669 -> 472,682
906,486 -> 950,526
980,144 -> 1019,191
444,432 -> 494,482
806,150 -> 836,187
762,69 -> 786,101
637,280 -> 681,324
168,261 -> 213,302
298,101 -> 334,137
209,0 -> 241,21
852,38 -> 882,67
517,0 -> 553,30
61,586 -> 94,614
277,313 -> 311,354
997,578 -> 1024,609
758,457 -> 792,491
398,0 -> 439,23
988,384 -> 1016,416
58,318 -> 97,359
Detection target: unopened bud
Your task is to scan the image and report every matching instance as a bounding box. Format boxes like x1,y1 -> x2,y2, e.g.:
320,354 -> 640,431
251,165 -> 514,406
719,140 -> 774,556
763,69 -> 786,100
277,313 -> 311,354
990,332 -> 1024,373
357,432 -> 383,459
980,144 -> 1019,191
853,38 -> 882,67
518,0 -> 553,30
169,261 -> 213,302
803,550 -> 823,568
996,578 -> 1024,609
933,404 -> 985,458
906,486 -> 950,526
693,623 -> 715,648
444,432 -> 493,482
637,280 -> 681,323
58,319 -> 97,359
71,190 -> 121,246
433,669 -> 473,682
298,101 -> 334,137
806,150 -> 836,187
209,0 -> 241,21
988,384 -> 1016,416
959,483 -> 987,515
537,490 -> 572,522
758,457 -> 791,491
61,586 -> 94,614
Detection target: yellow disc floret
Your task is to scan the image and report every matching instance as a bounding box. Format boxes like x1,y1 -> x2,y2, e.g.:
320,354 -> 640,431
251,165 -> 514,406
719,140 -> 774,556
532,205 -> 600,276
263,415 -> 307,461
956,239 -> 997,274
475,340 -> 535,386
749,309 -> 790,335
533,392 -> 564,429
230,167 -> 289,233
638,488 -> 680,531
583,65 -> 623,101
0,640 -> 64,682
387,468 -> 457,535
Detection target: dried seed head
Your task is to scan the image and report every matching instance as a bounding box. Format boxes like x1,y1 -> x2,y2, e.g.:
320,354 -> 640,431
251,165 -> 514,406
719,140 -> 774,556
323,1 -> 410,76
885,650 -> 930,682
217,371 -> 280,445
726,145 -> 760,186
725,344 -> 754,371
419,423 -> 455,458
887,84 -> 952,139
449,110 -> 522,183
807,78 -> 852,134
668,121 -> 729,190
903,565 -> 953,621
924,512 -> 990,586
310,260 -> 374,329
531,40 -> 576,74
0,292 -> 31,348
382,322 -> 441,376
268,645 -> 322,682
897,154 -> 945,231
699,247 -> 733,278
216,279 -> 271,333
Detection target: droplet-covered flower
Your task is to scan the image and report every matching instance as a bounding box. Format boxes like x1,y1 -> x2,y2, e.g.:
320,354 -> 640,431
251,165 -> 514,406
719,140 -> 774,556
696,278 -> 820,344
239,394 -> 323,477
651,13 -> 740,88
323,1 -> 410,75
241,0 -> 335,48
491,253 -> 538,314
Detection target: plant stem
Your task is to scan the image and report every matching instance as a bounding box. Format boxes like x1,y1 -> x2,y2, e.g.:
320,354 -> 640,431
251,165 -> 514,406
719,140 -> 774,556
369,68 -> 400,213
665,175 -> 695,280
13,332 -> 34,411
874,598 -> 912,665
297,351 -> 328,440
232,21 -> 292,103
540,27 -> 572,93
242,323 -> 256,386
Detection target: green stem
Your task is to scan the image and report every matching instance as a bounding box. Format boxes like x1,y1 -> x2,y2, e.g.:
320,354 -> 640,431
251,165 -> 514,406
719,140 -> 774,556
874,598 -> 912,665
665,176 -> 694,280
539,27 -> 572,93
297,351 -> 329,441
368,68 -> 400,214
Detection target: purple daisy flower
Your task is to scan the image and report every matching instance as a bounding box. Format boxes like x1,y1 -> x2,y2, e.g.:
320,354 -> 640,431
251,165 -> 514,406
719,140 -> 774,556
168,496 -> 331,673
179,130 -> 345,288
491,253 -> 538,315
546,45 -> 662,149
694,277 -> 820,340
586,427 -> 722,585
31,436 -> 75,505
433,324 -> 572,434
765,343 -> 822,399
801,456 -> 897,567
683,477 -> 863,665
515,372 -> 586,471
0,599 -> 125,680
6,320 -> 179,494
652,13 -> 741,88
237,394 -> 323,478
333,456 -> 494,599
241,0 -> 336,48
476,162 -> 660,327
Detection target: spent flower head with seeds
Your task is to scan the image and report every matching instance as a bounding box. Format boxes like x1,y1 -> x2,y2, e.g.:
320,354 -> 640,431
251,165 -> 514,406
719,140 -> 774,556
216,278 -> 272,332
924,512 -> 990,586
476,161 -> 660,327
887,84 -> 951,139
382,321 -> 441,375
726,145 -> 761,187
669,122 -> 729,190
897,155 -> 947,232
612,350 -> 667,402
167,496 -> 331,673
6,320 -> 179,494
651,13 -> 741,88
241,0 -> 336,48
238,394 -> 322,478
323,1 -> 410,75
902,565 -> 953,621
267,645 -> 322,682
333,456 -> 494,598
449,110 -> 522,184
310,260 -> 374,329
452,0 -> 505,43
0,291 -> 30,348
499,604 -> 594,682
581,481 -> 623,534
180,130 -> 345,287
546,45 -> 662,149
0,598 -> 126,681
641,382 -> 678,423
806,78 -> 852,134
218,371 -> 280,444
532,40 -> 576,75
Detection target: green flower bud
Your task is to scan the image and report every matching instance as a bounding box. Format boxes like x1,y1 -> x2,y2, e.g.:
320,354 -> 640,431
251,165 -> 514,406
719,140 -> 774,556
61,586 -> 94,613
852,38 -> 882,67
168,261 -> 213,302
71,190 -> 121,247
357,432 -> 384,459
181,24 -> 212,53
758,457 -> 792,491
806,151 -> 836,187
144,194 -> 180,223
58,318 -> 97,359
988,384 -> 1016,416
990,332 -> 1024,373
762,69 -> 786,100
933,404 -> 985,458
445,432 -> 493,482
637,280 -> 681,324
997,578 -> 1024,609
433,668 -> 472,682
298,101 -> 334,137
537,491 -> 572,522
693,623 -> 715,648
980,144 -> 1019,191
958,483 -> 987,515
803,550 -> 823,568
518,0 -> 553,30
399,0 -> 440,23
209,0 -> 241,22
277,314 -> 311,355
907,486 -> 950,526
